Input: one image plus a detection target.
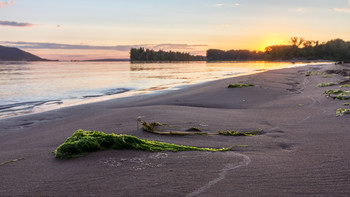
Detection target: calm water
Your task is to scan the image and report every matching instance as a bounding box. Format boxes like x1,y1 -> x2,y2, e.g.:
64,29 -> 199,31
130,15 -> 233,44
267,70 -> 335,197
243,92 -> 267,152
0,61 -> 321,119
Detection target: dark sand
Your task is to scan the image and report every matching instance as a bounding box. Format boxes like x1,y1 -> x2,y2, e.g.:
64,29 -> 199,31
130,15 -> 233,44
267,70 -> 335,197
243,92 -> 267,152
1,63 -> 350,196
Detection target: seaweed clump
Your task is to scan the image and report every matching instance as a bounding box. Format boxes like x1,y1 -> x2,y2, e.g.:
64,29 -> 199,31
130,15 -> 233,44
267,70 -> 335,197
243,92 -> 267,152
324,89 -> 350,100
340,84 -> 350,88
336,108 -> 350,116
218,129 -> 263,136
316,82 -> 337,87
54,130 -> 231,159
228,84 -> 254,88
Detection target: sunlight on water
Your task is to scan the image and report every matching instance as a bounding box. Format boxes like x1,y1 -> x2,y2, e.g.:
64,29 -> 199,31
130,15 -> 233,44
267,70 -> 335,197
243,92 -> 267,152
0,61 -> 327,118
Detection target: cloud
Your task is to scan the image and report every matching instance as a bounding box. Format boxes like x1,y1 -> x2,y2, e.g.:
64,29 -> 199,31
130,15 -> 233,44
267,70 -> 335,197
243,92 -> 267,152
333,0 -> 350,13
214,3 -> 240,7
293,8 -> 305,13
333,7 -> 350,13
1,41 -> 207,51
214,3 -> 224,7
151,44 -> 207,50
0,0 -> 15,7
0,20 -> 34,27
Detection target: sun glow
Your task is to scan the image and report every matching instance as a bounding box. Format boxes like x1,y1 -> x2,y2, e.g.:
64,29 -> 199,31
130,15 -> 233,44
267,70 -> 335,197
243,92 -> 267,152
259,35 -> 288,51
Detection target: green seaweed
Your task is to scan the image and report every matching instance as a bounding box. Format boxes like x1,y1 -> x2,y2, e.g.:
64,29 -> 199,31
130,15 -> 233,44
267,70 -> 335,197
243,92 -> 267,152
316,82 -> 337,87
336,108 -> 350,116
324,89 -> 343,94
343,103 -> 350,106
218,129 -> 263,136
228,84 -> 255,88
322,75 -> 332,78
324,89 -> 350,100
54,130 -> 232,158
187,127 -> 202,132
340,84 -> 350,88
295,82 -> 300,84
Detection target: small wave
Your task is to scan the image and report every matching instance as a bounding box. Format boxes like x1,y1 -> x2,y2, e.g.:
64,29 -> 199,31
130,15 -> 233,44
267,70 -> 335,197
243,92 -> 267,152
83,88 -> 131,99
222,72 -> 243,76
0,100 -> 63,115
104,88 -> 130,95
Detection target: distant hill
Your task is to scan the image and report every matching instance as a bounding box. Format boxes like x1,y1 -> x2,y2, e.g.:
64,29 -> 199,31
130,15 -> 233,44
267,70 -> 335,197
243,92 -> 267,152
0,45 -> 47,61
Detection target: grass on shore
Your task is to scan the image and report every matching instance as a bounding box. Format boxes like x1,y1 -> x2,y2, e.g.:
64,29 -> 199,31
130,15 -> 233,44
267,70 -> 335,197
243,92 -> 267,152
324,89 -> 350,100
54,130 -> 232,159
228,84 -> 255,88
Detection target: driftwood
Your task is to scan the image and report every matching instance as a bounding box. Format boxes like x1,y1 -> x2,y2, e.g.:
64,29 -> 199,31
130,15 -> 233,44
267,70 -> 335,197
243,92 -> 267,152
138,120 -> 263,136
139,120 -> 217,135
0,158 -> 24,166
145,130 -> 217,135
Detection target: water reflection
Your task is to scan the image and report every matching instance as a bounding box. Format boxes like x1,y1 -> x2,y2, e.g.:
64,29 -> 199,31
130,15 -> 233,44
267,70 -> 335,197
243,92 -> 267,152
0,61 -> 328,119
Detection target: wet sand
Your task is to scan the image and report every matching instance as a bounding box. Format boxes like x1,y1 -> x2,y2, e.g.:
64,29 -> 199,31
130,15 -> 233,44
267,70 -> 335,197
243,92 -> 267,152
1,63 -> 350,196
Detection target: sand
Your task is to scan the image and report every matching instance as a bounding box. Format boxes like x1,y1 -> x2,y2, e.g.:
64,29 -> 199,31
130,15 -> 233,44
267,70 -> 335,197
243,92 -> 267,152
0,63 -> 350,196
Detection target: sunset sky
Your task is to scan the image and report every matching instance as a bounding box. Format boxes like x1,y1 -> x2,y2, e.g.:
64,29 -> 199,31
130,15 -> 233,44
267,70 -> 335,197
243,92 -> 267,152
1,0 -> 350,60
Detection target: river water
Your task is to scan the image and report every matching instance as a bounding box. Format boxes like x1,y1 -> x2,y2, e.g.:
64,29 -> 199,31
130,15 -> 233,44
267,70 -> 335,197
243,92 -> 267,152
0,61 -> 322,119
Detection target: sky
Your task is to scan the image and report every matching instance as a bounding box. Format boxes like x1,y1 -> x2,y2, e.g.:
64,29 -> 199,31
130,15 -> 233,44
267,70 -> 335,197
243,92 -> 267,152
1,0 -> 350,60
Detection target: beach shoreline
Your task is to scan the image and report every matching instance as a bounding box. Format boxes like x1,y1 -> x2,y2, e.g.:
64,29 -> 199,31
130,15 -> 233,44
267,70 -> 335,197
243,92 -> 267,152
0,61 -> 328,120
1,62 -> 350,196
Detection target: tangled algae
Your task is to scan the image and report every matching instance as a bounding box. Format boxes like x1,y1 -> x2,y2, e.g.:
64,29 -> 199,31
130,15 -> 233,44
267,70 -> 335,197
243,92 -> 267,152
54,130 -> 232,159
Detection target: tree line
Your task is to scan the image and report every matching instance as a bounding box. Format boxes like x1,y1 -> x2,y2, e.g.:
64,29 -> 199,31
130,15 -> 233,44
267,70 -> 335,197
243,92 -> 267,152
130,48 -> 206,61
206,49 -> 264,61
207,38 -> 350,61
130,38 -> 350,62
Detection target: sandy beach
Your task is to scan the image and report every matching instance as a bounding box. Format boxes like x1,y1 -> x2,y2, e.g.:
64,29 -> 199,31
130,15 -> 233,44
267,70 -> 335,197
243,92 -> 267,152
1,63 -> 350,196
